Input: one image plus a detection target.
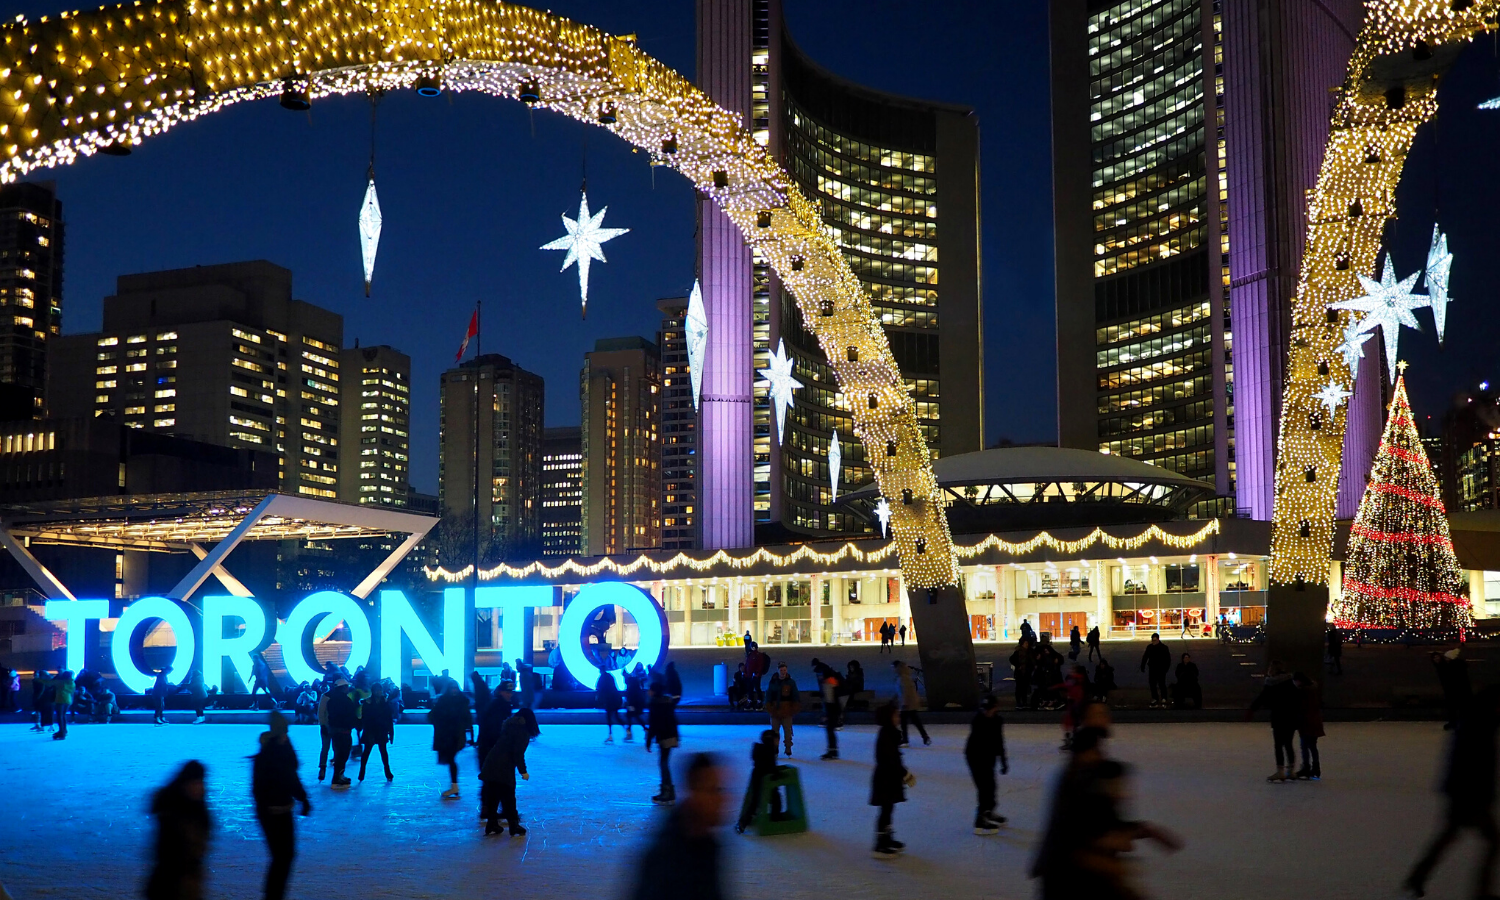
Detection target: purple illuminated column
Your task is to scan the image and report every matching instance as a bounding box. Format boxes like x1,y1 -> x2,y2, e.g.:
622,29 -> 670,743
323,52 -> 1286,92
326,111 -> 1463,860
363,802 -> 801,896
696,0 -> 755,549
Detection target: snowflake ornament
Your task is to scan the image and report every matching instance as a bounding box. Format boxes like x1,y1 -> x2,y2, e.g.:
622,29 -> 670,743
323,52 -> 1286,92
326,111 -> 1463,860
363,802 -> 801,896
1329,253 -> 1427,382
756,339 -> 803,445
1314,381 -> 1352,417
874,497 -> 892,538
1424,224 -> 1453,345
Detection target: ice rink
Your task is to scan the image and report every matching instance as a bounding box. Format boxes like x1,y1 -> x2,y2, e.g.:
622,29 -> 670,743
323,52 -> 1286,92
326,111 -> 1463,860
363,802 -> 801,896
0,718 -> 1479,899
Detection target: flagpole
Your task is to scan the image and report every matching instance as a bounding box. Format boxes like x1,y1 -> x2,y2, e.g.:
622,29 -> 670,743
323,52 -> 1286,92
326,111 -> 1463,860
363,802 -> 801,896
472,301 -> 482,649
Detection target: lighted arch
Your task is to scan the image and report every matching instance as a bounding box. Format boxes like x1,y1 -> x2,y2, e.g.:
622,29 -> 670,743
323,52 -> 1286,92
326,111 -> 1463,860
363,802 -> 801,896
1269,1 -> 1495,585
0,0 -> 957,587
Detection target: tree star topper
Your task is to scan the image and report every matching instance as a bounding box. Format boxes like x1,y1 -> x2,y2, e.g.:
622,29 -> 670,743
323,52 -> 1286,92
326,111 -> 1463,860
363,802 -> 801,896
756,339 -> 803,445
685,279 -> 708,412
874,497 -> 892,538
1314,381 -> 1352,417
540,191 -> 630,317
1329,252 -> 1427,382
358,177 -> 382,297
829,430 -> 842,502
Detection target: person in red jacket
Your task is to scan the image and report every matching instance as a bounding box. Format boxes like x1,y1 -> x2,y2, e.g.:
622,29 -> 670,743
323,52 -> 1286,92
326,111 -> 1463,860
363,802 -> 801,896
1293,672 -> 1325,780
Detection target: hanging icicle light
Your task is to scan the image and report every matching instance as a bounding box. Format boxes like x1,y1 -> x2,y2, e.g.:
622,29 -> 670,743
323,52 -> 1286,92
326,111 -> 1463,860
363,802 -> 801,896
358,172 -> 381,297
1425,224 -> 1453,344
829,429 -> 842,502
685,279 -> 708,411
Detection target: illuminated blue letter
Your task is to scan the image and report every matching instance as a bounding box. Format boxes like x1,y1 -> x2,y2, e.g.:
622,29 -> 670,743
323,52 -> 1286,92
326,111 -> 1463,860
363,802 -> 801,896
111,597 -> 196,694
474,585 -> 553,666
43,599 -> 109,675
276,591 -> 371,685
202,595 -> 268,692
379,588 -> 465,682
558,582 -> 667,689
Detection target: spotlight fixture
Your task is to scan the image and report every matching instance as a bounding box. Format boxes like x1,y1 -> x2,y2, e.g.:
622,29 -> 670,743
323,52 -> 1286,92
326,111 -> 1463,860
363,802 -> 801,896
415,74 -> 442,97
518,81 -> 540,104
661,136 -> 677,154
597,103 -> 617,124
279,77 -> 310,111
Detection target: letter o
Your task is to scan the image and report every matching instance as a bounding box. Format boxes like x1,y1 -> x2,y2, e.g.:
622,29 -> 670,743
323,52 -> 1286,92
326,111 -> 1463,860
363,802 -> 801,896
276,591 -> 371,685
558,582 -> 667,690
111,597 -> 196,695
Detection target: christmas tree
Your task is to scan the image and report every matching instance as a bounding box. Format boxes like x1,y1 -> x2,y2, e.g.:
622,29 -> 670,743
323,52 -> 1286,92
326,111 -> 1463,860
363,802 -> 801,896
1332,370 -> 1472,637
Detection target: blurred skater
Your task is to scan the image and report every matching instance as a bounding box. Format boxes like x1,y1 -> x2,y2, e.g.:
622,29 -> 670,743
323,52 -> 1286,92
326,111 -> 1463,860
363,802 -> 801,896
430,680 -> 471,800
735,730 -> 782,834
629,753 -> 728,900
252,712 -> 310,900
1406,686 -> 1500,898
480,712 -> 531,837
623,666 -> 647,742
894,660 -> 929,746
967,694 -> 1009,834
870,701 -> 910,858
646,680 -> 681,805
145,761 -> 211,900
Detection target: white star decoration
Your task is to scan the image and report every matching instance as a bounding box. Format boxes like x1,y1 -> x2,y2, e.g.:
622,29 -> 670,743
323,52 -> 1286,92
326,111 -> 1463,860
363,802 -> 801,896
874,498 -> 892,538
539,191 -> 630,317
1337,326 -> 1374,371
829,430 -> 842,502
1425,224 -> 1453,345
1329,253 -> 1427,382
685,279 -> 708,412
1314,381 -> 1352,417
358,178 -> 382,297
756,339 -> 803,445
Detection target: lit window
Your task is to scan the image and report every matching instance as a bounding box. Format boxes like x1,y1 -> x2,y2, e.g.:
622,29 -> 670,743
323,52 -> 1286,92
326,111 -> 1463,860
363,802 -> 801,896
95,380 -> 116,389
229,386 -> 248,398
153,418 -> 175,427
124,363 -> 146,372
154,404 -> 175,413
156,331 -> 178,341
231,328 -> 262,344
154,389 -> 176,398
126,334 -> 147,344
124,406 -> 145,415
95,394 -> 109,403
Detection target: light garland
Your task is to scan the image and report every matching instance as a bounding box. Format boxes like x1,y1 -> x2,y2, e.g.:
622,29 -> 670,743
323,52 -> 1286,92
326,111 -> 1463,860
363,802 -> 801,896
0,0 -> 964,588
1269,0 -> 1494,586
422,519 -> 1223,583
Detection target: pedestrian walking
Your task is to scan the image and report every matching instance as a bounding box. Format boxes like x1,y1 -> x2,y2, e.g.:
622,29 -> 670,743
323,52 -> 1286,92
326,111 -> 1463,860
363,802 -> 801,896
1140,633 -> 1171,708
597,670 -> 623,743
358,682 -> 395,782
629,753 -> 728,900
894,660 -> 930,746
145,761 -> 211,900
870,701 -> 910,858
1086,626 -> 1101,662
1020,618 -> 1036,643
429,680 -> 471,800
1010,637 -> 1035,710
324,681 -> 358,789
188,670 -> 207,724
1293,672 -> 1324,781
1247,661 -> 1300,783
252,713 -> 310,900
623,667 -> 647,741
735,730 -> 781,833
646,680 -> 681,805
766,662 -> 800,757
966,694 -> 1009,834
1406,686 -> 1500,898
152,665 -> 173,725
898,623 -> 907,646
1326,625 -> 1344,674
1069,625 -> 1082,661
480,712 -> 530,836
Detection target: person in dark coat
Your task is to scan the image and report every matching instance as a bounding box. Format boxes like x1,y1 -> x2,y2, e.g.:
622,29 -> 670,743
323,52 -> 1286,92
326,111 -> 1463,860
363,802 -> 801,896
1069,625 -> 1082,661
646,681 -> 681,804
1171,653 -> 1202,710
252,713 -> 310,900
429,681 -> 471,799
152,666 -> 174,725
1010,637 -> 1036,710
1247,661 -> 1300,782
623,667 -> 647,741
145,760 -> 211,900
597,670 -> 623,742
728,663 -> 751,711
665,662 -> 684,704
1086,625 -> 1102,662
358,682 -> 395,782
1433,648 -> 1473,730
515,658 -> 536,711
323,682 -> 358,788
1140,633 -> 1171,708
1092,656 -> 1117,704
629,753 -> 728,900
1326,625 -> 1343,674
735,730 -> 782,833
470,671 -> 491,720
766,662 -> 800,757
480,713 -> 531,836
966,694 -> 1010,834
476,680 -> 516,775
870,701 -> 909,858
1292,672 -> 1324,781
1406,686 -> 1500,898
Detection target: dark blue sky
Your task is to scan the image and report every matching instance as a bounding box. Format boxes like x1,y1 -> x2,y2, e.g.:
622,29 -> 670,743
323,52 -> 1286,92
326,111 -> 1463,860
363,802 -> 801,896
9,1 -> 1493,496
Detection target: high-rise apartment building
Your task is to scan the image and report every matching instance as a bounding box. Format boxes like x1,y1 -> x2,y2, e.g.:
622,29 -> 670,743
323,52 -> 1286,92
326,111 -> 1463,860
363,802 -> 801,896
0,181 -> 64,415
1051,0 -> 1377,517
540,426 -> 583,556
696,0 -> 983,544
657,297 -> 698,549
580,337 -> 661,556
338,344 -> 410,507
48,261 -> 344,497
438,353 -> 545,560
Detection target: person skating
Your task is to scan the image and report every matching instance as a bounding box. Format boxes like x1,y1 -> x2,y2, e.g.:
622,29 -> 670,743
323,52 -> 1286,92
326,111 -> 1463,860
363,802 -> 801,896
152,665 -> 173,725
1172,653 -> 1201,710
898,622 -> 907,646
476,679 -> 516,783
324,681 -> 358,789
1069,625 -> 1082,661
1247,661 -> 1300,783
0,666 -> 14,714
1326,625 -> 1344,675
469,670 -> 491,721
735,730 -> 782,833
1010,637 -> 1035,710
1086,625 -> 1102,662
813,659 -> 842,759
870,701 -> 910,858
646,680 -> 681,805
480,711 -> 531,836
728,663 -> 751,711
315,684 -> 333,781
597,670 -> 623,742
188,670 -> 207,724
893,660 -> 930,746
429,680 -> 471,800
30,669 -> 53,732
145,761 -> 211,900
1140,633 -> 1171,708
623,667 -> 647,741
966,694 -> 1009,834
1292,672 -> 1324,781
766,662 -> 800,757
358,682 -> 395,782
44,669 -> 73,740
249,652 -> 273,710
1433,648 -> 1472,731
252,712 -> 310,900
1405,686 -> 1500,898
629,753 -> 729,900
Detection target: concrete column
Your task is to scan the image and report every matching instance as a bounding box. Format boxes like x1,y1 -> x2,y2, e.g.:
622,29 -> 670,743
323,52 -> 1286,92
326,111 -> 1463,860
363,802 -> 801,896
682,584 -> 694,646
756,585 -> 765,644
1205,555 -> 1220,629
831,576 -> 844,645
727,581 -> 739,640
898,574 -> 912,638
1094,560 -> 1111,633
1471,571 -> 1488,620
1000,566 -> 1016,641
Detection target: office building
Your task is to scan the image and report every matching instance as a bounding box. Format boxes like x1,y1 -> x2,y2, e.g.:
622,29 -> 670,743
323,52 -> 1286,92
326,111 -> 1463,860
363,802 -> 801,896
540,426 -> 583,556
47,261 -> 344,497
0,181 -> 64,416
696,0 -> 984,545
657,297 -> 698,549
1050,0 -> 1377,517
580,337 -> 661,555
338,344 -> 411,507
438,353 -> 545,561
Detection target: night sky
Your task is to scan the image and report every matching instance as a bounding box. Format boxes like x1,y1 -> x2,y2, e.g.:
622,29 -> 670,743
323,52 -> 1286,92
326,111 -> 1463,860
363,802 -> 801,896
6,0 -> 1494,496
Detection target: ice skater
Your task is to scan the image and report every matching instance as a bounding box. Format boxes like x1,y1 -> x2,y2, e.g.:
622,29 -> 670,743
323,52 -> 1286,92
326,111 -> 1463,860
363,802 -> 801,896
358,682 -> 395,782
894,660 -> 930,746
252,713 -> 310,900
597,669 -> 623,743
646,680 -> 681,805
623,666 -> 647,742
629,754 -> 728,899
1293,672 -> 1324,781
324,681 -> 358,789
1247,661 -> 1299,783
870,701 -> 910,858
151,665 -> 173,725
735,730 -> 782,833
480,711 -> 531,836
966,694 -> 1009,834
766,662 -> 799,757
1406,686 -> 1500,898
145,761 -> 211,900
430,679 -> 472,800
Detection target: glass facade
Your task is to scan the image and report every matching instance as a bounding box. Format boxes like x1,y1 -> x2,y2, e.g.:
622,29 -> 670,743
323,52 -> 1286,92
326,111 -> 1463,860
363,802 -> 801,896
656,300 -> 697,549
540,427 -> 583,556
341,346 -> 409,508
0,182 -> 63,411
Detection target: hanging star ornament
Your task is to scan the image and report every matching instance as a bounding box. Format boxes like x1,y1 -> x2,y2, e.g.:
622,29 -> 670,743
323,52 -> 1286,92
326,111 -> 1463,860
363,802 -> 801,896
685,279 -> 708,411
1314,381 -> 1352,416
874,497 -> 892,538
829,430 -> 842,502
1337,325 -> 1374,371
1328,253 -> 1427,382
358,176 -> 382,297
756,339 -> 803,445
539,191 -> 630,318
1424,224 -> 1453,345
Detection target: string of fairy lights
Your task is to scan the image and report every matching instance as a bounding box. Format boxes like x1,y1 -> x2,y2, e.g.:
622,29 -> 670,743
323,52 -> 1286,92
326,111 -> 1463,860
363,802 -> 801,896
0,0 -> 960,588
1268,0 -> 1496,587
423,520 -> 1224,583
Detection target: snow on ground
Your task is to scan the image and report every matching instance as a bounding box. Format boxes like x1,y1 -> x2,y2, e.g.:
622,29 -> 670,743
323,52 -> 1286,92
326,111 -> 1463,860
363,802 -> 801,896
0,719 -> 1481,899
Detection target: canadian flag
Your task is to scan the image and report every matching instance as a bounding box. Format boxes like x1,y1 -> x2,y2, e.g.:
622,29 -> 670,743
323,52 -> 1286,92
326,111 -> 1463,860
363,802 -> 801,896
455,308 -> 478,362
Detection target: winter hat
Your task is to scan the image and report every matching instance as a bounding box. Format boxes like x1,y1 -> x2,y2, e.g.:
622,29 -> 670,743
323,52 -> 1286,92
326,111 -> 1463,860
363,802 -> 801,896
267,710 -> 289,738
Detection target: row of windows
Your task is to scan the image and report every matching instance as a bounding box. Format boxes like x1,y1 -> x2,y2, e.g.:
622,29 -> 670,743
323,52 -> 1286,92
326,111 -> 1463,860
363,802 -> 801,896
1095,209 -> 1203,263
1096,224 -> 1204,277
817,194 -> 937,241
1091,71 -> 1202,148
788,133 -> 937,196
1090,22 -> 1201,104
788,109 -> 935,173
1098,374 -> 1213,414
1092,125 -> 1204,191
846,255 -> 938,286
1091,54 -> 1200,125
1094,160 -> 1199,212
825,225 -> 937,265
1088,0 -> 1197,75
1102,424 -> 1214,459
801,162 -> 935,218
1097,300 -> 1210,347
1093,177 -> 1204,237
1099,399 -> 1215,438
1098,348 -> 1211,390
